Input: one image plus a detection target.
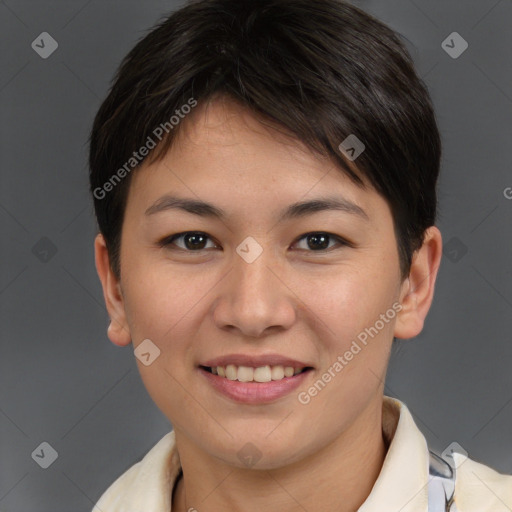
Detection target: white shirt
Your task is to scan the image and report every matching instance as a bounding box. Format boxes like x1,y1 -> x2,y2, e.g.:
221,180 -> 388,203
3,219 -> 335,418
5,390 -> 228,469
91,396 -> 512,511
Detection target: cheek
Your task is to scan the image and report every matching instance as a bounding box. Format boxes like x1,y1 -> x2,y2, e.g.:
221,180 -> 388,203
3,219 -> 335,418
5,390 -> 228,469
120,261 -> 210,422
294,266 -> 397,429
297,260 -> 398,412
121,255 -> 209,358
302,262 -> 397,348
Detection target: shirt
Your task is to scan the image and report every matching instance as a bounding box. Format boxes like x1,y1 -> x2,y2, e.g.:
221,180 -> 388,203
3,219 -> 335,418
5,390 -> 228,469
91,396 -> 512,511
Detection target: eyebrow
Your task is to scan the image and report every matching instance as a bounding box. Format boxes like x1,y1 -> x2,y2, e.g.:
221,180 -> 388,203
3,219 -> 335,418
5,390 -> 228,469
145,194 -> 369,222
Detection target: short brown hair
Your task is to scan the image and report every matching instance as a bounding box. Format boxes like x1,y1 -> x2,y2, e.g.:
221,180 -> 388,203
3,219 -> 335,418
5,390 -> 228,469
89,0 -> 441,280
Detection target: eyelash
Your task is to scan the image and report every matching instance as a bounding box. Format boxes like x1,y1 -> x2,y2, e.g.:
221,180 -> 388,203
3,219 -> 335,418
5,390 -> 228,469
158,231 -> 352,253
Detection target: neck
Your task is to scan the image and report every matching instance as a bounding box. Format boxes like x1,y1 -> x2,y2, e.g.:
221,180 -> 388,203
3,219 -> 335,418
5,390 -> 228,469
172,396 -> 388,512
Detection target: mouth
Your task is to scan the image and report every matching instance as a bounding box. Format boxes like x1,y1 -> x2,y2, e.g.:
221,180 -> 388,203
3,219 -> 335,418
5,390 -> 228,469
200,364 -> 313,383
197,356 -> 314,404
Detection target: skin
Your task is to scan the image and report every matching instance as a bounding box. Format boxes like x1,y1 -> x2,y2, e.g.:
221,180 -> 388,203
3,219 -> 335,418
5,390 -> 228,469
95,95 -> 442,512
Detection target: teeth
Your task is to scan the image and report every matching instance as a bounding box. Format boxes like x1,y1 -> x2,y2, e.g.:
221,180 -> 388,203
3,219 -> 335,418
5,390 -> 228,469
284,367 -> 294,377
237,366 -> 254,382
210,364 -> 306,382
271,365 -> 284,380
225,364 -> 237,380
253,366 -> 271,382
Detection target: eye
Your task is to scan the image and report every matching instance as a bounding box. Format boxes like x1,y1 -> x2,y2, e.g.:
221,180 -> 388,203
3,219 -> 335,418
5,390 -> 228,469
292,232 -> 350,252
159,231 -> 351,253
159,231 -> 219,251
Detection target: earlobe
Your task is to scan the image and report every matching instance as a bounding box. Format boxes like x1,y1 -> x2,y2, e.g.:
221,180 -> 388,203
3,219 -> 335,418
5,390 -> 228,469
393,226 -> 443,340
94,233 -> 132,347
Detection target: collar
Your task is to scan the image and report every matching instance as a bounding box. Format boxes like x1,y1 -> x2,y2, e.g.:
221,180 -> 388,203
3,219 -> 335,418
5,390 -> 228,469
94,395 -> 431,512
358,396 -> 430,512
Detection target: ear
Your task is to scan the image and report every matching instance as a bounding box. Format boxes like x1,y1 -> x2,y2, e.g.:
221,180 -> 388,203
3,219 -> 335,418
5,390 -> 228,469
94,233 -> 132,347
394,226 -> 443,339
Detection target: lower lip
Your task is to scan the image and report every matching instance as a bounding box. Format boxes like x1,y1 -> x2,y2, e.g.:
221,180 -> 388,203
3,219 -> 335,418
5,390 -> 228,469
199,367 -> 313,404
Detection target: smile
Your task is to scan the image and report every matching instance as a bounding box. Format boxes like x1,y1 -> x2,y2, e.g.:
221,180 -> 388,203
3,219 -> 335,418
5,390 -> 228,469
198,361 -> 314,404
201,364 -> 310,382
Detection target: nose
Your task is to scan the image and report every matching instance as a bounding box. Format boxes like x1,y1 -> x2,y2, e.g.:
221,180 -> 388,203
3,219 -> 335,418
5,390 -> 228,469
212,247 -> 297,338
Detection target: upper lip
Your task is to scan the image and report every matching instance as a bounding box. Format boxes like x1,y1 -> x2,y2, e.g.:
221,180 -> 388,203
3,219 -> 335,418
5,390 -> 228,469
201,353 -> 313,369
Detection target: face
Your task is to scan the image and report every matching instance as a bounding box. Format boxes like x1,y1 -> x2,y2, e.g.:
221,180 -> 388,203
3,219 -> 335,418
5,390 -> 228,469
99,96 -> 417,469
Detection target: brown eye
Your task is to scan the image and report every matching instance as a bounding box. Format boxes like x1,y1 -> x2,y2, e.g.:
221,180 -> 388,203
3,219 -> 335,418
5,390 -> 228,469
293,232 -> 349,252
159,231 -> 350,253
160,231 -> 217,251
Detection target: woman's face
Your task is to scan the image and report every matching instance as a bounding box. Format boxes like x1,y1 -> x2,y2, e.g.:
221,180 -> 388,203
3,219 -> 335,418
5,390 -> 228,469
103,97 -> 413,469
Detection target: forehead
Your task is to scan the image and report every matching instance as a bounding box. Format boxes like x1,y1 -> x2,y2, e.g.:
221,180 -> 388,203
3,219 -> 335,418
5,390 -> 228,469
125,97 -> 389,225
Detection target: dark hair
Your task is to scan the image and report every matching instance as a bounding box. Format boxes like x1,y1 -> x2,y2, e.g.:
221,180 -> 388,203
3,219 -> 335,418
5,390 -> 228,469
89,0 -> 441,281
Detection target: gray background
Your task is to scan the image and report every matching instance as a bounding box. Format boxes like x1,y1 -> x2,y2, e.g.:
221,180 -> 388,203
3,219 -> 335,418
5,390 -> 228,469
1,0 -> 511,510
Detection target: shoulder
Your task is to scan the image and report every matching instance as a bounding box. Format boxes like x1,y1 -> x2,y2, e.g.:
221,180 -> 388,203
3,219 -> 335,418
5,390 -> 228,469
91,460 -> 142,511
453,452 -> 512,511
91,431 -> 179,512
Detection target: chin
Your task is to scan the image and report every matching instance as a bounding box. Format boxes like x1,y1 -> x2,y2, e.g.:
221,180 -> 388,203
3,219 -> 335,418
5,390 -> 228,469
206,433 -> 307,471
